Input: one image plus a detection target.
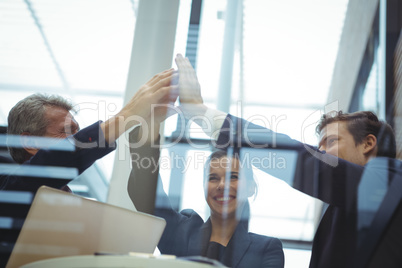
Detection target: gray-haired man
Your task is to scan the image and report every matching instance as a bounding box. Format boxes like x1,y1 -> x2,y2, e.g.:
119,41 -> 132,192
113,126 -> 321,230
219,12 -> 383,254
1,68 -> 178,192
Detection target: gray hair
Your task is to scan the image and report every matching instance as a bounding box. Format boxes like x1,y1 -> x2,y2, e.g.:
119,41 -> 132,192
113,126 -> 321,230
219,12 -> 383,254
7,93 -> 74,163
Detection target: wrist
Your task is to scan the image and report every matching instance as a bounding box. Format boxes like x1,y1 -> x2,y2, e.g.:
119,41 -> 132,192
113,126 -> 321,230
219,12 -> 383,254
101,111 -> 143,144
180,103 -> 208,120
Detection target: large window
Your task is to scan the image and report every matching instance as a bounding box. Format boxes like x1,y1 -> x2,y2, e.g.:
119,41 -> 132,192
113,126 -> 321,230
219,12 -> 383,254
1,1 -> 350,267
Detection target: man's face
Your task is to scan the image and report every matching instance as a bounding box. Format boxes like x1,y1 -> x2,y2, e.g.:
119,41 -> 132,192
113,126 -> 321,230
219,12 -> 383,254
23,106 -> 80,159
318,121 -> 367,166
43,106 -> 79,138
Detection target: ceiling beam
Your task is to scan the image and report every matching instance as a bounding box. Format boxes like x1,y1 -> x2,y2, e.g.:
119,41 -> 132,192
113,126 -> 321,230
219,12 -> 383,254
24,0 -> 70,92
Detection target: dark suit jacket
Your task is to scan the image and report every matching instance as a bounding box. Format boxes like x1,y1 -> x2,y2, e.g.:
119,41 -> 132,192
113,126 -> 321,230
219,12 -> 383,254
155,206 -> 284,268
0,121 -> 115,192
215,114 -> 402,268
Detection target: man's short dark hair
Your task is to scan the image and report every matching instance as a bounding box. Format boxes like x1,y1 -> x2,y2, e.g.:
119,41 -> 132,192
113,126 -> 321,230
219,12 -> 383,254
316,110 -> 396,158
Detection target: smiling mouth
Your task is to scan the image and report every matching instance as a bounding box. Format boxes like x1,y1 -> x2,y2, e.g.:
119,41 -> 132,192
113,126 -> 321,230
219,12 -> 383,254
215,196 -> 235,202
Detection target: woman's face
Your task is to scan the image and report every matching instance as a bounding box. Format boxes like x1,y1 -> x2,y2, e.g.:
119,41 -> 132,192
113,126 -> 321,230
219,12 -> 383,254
205,156 -> 241,219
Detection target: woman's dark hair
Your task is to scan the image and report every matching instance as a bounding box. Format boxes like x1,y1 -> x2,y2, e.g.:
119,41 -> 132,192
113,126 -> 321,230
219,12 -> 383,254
316,110 -> 396,158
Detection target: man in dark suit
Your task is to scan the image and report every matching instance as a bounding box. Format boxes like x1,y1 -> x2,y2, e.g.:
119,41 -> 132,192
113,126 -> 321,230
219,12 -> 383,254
1,68 -> 178,192
0,68 -> 178,267
173,54 -> 402,267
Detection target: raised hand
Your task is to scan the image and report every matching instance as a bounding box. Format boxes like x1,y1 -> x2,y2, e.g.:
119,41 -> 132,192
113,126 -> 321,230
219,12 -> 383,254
101,68 -> 178,143
121,68 -> 178,125
175,54 -> 204,105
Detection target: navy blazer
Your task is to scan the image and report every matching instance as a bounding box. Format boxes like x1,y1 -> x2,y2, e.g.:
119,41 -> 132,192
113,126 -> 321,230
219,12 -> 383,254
155,207 -> 284,268
215,114 -> 402,268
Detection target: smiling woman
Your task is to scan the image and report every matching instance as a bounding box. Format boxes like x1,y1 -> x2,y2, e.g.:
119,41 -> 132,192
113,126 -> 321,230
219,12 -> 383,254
128,125 -> 285,268
203,150 -> 256,222
202,150 -> 261,254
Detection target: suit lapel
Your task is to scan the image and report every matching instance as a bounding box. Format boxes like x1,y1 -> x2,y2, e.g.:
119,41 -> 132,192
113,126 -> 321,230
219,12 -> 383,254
223,221 -> 251,268
187,218 -> 251,268
188,218 -> 212,256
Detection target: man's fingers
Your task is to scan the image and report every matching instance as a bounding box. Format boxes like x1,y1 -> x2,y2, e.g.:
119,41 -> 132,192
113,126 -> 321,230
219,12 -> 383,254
147,68 -> 174,88
174,53 -> 204,105
175,55 -> 197,82
152,85 -> 177,103
175,55 -> 190,70
149,73 -> 177,94
171,70 -> 179,86
175,54 -> 189,72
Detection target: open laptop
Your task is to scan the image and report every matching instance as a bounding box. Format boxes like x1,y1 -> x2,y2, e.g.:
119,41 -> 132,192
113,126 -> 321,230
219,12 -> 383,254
6,186 -> 166,268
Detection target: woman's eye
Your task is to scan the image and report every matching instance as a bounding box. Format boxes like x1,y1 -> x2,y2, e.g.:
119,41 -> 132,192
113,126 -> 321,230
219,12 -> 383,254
209,176 -> 218,181
230,175 -> 238,180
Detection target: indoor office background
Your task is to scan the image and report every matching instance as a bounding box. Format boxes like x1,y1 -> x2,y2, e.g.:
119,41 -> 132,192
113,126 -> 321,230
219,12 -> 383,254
0,0 -> 401,267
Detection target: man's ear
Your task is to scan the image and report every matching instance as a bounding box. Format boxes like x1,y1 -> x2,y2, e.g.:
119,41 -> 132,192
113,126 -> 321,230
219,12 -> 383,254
20,132 -> 39,157
363,134 -> 377,155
